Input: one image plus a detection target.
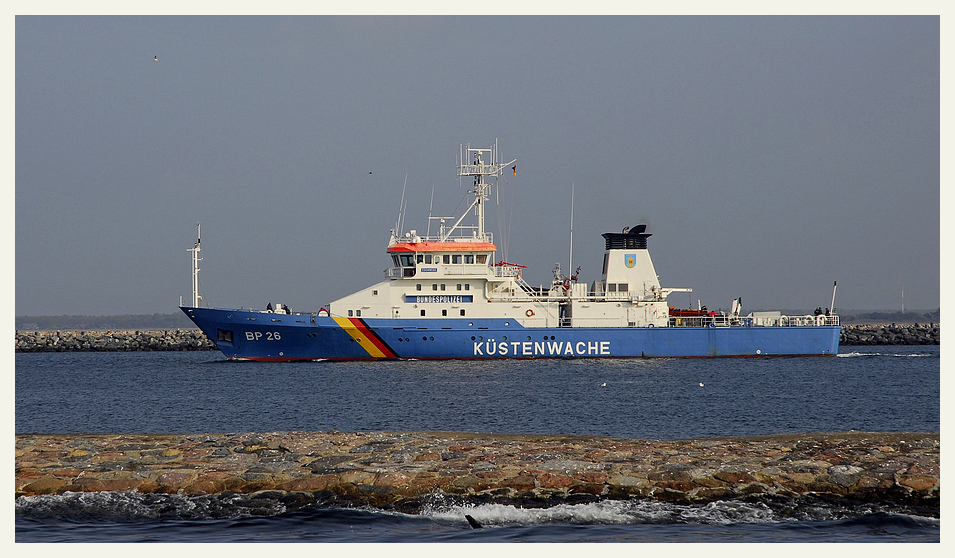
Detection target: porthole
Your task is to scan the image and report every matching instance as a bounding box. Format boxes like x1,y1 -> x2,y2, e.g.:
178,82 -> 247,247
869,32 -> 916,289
471,336 -> 476,340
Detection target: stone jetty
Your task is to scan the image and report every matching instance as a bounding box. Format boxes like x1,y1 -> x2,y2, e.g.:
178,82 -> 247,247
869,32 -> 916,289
14,324 -> 939,353
15,430 -> 939,512
15,329 -> 215,352
840,323 -> 939,345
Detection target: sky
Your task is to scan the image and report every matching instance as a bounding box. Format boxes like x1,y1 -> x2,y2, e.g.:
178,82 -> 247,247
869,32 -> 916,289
14,14 -> 941,316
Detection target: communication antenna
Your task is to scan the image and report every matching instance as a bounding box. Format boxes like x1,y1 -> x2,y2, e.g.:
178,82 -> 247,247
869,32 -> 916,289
568,182 -> 575,278
426,184 -> 435,237
830,281 -> 837,314
395,174 -> 409,235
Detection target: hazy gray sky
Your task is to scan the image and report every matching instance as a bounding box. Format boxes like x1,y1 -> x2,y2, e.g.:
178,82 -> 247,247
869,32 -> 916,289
15,15 -> 939,316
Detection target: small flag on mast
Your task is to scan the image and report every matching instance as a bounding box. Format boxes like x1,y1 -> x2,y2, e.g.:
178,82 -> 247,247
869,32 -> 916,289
512,165 -> 516,176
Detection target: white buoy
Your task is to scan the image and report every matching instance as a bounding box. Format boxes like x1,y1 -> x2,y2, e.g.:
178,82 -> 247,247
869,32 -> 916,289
600,382 -> 607,387
699,382 -> 704,387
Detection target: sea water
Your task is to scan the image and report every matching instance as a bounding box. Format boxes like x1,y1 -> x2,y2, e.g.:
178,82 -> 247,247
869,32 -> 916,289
15,346 -> 940,542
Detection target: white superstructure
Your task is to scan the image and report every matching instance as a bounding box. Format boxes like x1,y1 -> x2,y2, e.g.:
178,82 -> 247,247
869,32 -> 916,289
328,144 -> 692,329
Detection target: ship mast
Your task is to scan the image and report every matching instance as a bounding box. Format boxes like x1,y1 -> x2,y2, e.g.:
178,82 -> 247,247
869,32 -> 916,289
444,141 -> 516,241
187,223 -> 202,307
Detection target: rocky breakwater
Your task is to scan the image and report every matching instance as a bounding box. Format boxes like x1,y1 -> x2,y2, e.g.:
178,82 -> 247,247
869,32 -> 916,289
15,329 -> 215,352
15,430 -> 938,512
840,323 -> 939,345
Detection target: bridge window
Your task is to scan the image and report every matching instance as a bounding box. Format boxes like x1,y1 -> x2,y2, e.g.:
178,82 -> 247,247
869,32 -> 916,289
443,255 -> 450,264
425,255 -> 432,264
476,254 -> 487,264
416,255 -> 424,263
452,255 -> 462,264
399,254 -> 415,267
464,255 -> 474,264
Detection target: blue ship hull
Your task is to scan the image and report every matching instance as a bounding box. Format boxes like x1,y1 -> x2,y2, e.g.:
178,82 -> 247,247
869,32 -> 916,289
182,306 -> 840,361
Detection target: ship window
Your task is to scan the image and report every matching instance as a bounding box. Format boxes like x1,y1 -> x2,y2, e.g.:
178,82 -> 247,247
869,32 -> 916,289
608,283 -> 617,292
373,290 -> 378,296
392,255 -> 400,267
464,255 -> 474,264
460,309 -> 466,316
420,309 -> 426,316
440,284 -> 446,291
443,254 -> 450,264
432,284 -> 438,291
416,254 -> 424,263
348,310 -> 353,316
425,255 -> 432,264
465,284 -> 470,291
618,283 -> 628,292
356,310 -> 361,317
476,254 -> 487,264
452,254 -> 462,264
416,284 -> 421,291
602,253 -> 609,274
399,254 -> 415,267
442,309 -> 447,316
456,284 -> 462,291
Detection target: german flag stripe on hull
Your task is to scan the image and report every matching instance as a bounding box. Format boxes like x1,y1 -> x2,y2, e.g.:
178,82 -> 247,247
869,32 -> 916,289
332,317 -> 398,358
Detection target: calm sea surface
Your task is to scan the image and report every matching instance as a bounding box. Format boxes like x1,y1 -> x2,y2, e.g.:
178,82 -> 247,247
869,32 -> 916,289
15,346 -> 940,543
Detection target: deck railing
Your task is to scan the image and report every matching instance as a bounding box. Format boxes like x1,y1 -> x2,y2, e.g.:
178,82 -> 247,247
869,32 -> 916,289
668,314 -> 839,328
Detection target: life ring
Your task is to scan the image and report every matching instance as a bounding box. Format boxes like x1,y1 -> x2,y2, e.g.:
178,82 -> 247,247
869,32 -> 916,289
526,309 -> 535,317
563,279 -> 571,292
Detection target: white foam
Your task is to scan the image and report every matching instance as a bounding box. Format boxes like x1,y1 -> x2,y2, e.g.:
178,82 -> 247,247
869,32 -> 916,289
421,499 -> 795,527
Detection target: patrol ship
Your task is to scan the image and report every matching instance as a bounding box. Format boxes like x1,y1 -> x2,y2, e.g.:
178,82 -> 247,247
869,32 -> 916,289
181,142 -> 840,360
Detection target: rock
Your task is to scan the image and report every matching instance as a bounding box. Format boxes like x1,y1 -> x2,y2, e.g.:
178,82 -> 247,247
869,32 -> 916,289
14,430 -> 940,509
